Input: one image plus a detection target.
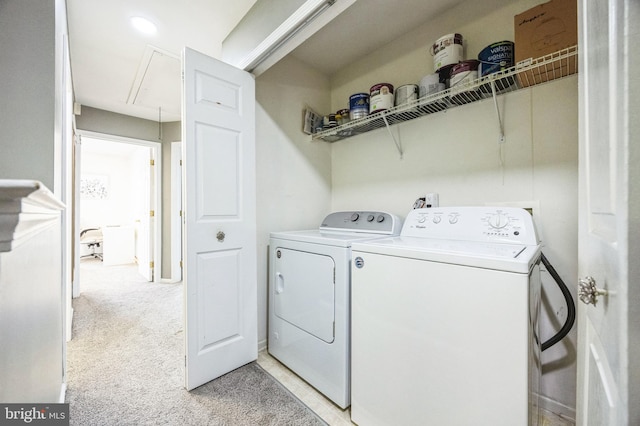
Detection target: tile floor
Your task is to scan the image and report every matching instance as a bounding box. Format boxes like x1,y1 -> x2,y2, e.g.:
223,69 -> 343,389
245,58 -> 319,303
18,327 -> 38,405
257,350 -> 575,426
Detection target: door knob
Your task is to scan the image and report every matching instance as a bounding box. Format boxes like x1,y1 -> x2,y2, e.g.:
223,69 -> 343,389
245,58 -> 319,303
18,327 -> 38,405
216,231 -> 225,242
578,276 -> 607,306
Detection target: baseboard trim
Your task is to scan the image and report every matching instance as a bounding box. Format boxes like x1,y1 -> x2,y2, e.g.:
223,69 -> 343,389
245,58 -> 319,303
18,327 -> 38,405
258,339 -> 267,352
59,382 -> 67,403
538,394 -> 576,422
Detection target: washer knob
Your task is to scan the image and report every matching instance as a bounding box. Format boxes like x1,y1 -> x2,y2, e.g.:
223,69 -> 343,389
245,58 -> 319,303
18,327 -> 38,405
351,213 -> 360,222
367,214 -> 375,222
377,215 -> 385,223
490,214 -> 509,229
433,216 -> 441,224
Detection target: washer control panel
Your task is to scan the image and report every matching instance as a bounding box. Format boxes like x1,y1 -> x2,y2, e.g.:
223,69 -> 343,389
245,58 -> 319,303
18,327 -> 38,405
401,207 -> 538,245
320,211 -> 402,235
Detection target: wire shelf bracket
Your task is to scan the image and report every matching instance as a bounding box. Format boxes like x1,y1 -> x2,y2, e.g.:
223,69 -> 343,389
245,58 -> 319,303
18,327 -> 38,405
381,113 -> 403,159
490,80 -> 506,145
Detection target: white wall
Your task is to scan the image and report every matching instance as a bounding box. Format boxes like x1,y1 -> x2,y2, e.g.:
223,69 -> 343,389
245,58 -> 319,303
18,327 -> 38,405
255,55 -> 333,348
80,146 -> 147,230
0,201 -> 64,403
327,0 -> 578,417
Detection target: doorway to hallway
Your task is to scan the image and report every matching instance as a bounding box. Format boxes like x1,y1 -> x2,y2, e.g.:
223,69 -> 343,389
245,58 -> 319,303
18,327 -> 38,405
73,132 -> 162,299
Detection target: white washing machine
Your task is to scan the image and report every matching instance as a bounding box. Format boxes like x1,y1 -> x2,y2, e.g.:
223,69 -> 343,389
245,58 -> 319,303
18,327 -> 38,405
268,211 -> 402,409
350,206 -> 542,426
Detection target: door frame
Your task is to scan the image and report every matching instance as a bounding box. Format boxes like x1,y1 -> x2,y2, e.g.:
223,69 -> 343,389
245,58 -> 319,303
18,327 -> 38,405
170,141 -> 182,283
72,130 -> 162,296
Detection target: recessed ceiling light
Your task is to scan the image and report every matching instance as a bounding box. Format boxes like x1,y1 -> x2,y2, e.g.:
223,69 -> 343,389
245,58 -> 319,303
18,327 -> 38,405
130,16 -> 157,35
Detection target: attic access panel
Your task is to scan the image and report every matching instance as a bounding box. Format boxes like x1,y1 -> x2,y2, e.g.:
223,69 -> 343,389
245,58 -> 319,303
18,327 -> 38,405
128,46 -> 181,121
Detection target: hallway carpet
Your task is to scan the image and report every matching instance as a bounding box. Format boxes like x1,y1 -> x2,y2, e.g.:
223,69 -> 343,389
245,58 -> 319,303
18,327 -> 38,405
66,260 -> 325,426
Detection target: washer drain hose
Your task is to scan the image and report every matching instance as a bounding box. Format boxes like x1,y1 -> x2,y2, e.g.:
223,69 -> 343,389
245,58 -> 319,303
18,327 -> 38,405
540,252 -> 576,352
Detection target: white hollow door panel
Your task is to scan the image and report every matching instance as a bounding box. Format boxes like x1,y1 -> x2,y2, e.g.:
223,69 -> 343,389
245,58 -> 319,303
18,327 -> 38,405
197,250 -> 241,351
273,248 -> 335,343
195,71 -> 240,113
195,124 -> 239,219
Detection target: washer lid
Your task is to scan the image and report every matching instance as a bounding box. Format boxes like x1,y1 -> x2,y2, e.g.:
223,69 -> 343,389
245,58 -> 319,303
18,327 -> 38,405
352,236 -> 541,274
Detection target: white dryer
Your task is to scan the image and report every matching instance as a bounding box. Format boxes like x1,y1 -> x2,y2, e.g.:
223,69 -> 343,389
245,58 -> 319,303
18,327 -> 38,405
350,207 -> 542,426
268,211 -> 402,409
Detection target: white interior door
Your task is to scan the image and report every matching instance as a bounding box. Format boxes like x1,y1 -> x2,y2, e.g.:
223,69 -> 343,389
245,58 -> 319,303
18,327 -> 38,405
182,47 -> 257,390
576,0 -> 639,424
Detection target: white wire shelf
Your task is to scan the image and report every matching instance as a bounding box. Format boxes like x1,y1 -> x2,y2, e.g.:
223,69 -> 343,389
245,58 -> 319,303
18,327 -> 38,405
312,45 -> 578,144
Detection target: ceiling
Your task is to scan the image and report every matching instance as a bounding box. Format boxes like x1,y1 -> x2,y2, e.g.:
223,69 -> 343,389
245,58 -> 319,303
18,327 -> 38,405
67,0 -> 258,122
288,0 -> 467,76
67,0 -> 470,124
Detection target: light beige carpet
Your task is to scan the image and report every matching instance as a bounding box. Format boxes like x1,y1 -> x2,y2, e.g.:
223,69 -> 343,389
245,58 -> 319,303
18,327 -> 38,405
65,260 -> 325,426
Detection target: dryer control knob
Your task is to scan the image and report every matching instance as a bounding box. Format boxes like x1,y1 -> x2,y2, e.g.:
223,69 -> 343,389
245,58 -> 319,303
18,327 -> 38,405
367,214 -> 375,222
377,215 -> 385,223
351,213 -> 360,222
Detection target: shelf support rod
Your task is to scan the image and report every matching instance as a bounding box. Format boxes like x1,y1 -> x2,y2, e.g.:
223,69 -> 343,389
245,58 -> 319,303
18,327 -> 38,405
381,113 -> 403,159
490,80 -> 505,144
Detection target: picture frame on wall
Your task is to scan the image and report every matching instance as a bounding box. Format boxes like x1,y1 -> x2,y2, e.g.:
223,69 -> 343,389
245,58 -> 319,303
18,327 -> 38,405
80,174 -> 109,199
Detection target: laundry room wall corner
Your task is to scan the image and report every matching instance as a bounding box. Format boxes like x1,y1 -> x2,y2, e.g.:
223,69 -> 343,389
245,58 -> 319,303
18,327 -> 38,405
255,55 -> 332,347
531,76 -> 579,418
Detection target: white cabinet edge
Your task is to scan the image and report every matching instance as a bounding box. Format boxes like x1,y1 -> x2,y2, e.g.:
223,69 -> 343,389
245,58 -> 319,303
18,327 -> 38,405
0,179 -> 65,253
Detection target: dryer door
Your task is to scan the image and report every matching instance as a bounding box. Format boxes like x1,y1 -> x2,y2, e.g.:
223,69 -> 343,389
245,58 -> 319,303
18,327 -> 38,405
273,248 -> 335,343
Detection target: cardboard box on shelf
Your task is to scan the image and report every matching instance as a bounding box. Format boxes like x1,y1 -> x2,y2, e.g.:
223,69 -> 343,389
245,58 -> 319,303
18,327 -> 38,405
514,0 -> 577,87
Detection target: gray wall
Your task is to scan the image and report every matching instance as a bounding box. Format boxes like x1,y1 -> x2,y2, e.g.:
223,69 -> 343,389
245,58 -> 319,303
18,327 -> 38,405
75,106 -> 162,142
0,0 -> 56,188
76,106 -> 180,279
